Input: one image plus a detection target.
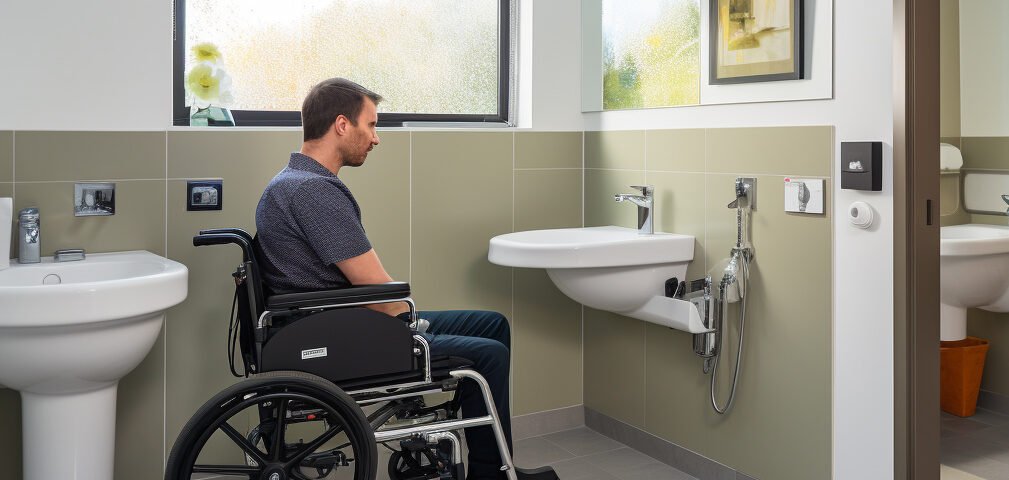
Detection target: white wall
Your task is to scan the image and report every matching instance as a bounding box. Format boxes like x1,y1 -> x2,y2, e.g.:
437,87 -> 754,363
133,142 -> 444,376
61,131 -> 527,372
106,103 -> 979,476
0,0 -> 173,130
580,1 -> 895,478
960,0 -> 1009,136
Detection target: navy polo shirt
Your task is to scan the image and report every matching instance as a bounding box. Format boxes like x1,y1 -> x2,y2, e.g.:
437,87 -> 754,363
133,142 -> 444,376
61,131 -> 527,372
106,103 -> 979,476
255,152 -> 372,293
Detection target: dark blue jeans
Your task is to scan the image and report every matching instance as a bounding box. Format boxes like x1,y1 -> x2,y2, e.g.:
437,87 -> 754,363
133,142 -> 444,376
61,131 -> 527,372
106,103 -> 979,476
419,310 -> 512,480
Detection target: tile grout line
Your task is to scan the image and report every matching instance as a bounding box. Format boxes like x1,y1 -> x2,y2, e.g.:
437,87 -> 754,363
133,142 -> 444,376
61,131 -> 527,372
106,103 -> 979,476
642,130 -> 648,429
162,129 -> 169,475
580,131 -> 585,411
510,131 -> 515,412
409,132 -> 413,284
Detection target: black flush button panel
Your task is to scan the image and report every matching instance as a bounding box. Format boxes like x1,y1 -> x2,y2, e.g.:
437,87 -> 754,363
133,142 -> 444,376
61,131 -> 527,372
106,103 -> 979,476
187,180 -> 223,211
841,142 -> 883,191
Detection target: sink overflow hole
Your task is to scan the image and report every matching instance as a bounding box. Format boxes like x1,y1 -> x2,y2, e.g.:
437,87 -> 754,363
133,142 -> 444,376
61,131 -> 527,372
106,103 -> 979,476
42,274 -> 61,285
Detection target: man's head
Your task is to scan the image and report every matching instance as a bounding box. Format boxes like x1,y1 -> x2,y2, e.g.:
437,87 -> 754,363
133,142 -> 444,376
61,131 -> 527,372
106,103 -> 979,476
302,78 -> 382,168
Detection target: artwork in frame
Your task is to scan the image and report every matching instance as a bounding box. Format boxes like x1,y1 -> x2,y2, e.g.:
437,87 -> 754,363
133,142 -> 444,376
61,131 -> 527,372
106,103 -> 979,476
709,0 -> 803,84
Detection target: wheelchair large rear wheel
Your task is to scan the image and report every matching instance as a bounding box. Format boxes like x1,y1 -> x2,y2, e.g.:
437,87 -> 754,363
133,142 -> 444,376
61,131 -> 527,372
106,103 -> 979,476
166,371 -> 377,480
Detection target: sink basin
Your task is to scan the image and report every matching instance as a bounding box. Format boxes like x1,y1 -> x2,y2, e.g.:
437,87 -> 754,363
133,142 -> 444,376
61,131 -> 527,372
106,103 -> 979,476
940,224 -> 1009,341
0,250 -> 188,480
490,226 -> 704,332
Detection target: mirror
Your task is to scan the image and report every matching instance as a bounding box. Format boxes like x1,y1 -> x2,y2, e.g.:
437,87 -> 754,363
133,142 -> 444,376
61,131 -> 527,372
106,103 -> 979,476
580,0 -> 833,112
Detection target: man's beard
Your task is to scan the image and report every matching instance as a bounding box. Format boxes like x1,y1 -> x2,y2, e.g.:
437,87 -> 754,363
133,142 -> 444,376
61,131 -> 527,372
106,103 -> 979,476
341,146 -> 368,167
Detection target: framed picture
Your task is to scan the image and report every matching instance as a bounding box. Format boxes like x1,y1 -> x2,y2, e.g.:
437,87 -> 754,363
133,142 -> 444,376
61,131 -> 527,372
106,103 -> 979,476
709,0 -> 803,84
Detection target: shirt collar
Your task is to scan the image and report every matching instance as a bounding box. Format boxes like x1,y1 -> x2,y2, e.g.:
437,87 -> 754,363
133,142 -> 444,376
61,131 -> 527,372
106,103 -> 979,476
288,152 -> 335,177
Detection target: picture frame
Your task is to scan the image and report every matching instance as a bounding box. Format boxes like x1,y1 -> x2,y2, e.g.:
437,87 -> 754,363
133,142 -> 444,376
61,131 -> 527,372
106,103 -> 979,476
709,0 -> 804,84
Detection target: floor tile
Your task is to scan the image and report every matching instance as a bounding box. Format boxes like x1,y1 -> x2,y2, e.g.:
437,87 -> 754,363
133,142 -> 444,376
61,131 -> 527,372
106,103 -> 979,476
549,458 -> 619,480
973,409 -> 1009,427
541,427 -> 626,457
513,436 -> 578,467
620,461 -> 698,480
582,447 -> 662,477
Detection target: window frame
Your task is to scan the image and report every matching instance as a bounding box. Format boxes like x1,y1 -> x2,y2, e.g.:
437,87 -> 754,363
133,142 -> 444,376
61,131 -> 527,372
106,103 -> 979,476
172,0 -> 513,127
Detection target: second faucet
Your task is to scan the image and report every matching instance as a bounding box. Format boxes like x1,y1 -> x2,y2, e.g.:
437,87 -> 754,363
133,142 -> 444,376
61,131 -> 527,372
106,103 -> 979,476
615,185 -> 654,235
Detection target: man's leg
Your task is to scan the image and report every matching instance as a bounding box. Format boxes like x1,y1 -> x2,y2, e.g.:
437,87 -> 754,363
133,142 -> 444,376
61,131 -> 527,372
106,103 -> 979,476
420,310 -> 511,479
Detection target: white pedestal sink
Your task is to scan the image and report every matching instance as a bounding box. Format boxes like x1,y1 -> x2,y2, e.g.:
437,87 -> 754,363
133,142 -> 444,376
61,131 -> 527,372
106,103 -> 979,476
0,250 -> 188,480
941,224 -> 1009,341
489,226 -> 704,332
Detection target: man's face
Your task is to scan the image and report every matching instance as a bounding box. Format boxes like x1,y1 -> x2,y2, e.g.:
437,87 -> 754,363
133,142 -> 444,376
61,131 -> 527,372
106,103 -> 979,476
339,98 -> 380,167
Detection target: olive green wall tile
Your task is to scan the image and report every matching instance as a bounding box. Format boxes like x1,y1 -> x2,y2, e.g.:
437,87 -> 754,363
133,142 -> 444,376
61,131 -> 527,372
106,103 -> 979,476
645,129 -> 705,172
968,309 -> 1009,396
337,131 -> 411,281
584,169 -> 645,229
12,180 -> 165,256
512,269 -> 582,415
115,328 -> 164,479
515,132 -> 583,169
515,170 -> 582,231
961,137 -> 1009,170
940,174 -> 963,217
411,132 -> 512,312
940,0 -> 960,138
15,131 -> 165,182
970,213 -> 1008,225
585,131 -> 645,170
0,132 -> 12,182
165,178 -> 249,464
940,137 -> 962,149
0,389 -> 20,478
705,126 -> 832,177
167,130 -> 301,179
583,308 -> 646,428
648,172 -> 707,281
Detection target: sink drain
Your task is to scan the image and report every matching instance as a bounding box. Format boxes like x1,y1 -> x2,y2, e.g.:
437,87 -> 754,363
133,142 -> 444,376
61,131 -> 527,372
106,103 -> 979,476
42,274 -> 61,285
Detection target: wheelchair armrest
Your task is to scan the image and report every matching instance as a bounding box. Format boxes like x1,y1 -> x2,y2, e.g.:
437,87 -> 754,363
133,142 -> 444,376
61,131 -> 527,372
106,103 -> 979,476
266,282 -> 411,310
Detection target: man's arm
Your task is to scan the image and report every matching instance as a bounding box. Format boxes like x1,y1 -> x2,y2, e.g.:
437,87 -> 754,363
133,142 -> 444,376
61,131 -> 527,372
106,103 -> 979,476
336,249 -> 410,317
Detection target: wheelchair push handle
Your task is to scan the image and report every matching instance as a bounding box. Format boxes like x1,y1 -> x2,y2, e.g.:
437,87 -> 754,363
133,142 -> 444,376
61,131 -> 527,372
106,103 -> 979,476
193,232 -> 255,263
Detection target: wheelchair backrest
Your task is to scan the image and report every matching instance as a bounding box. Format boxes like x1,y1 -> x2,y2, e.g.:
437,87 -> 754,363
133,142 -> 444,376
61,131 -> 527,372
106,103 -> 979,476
193,228 -> 268,375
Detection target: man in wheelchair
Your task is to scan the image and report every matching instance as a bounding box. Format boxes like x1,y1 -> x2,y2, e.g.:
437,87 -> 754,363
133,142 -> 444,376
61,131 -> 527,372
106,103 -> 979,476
173,77 -> 556,480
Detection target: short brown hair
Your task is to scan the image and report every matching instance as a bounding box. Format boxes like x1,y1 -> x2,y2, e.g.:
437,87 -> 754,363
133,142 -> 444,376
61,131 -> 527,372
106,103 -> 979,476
301,78 -> 383,142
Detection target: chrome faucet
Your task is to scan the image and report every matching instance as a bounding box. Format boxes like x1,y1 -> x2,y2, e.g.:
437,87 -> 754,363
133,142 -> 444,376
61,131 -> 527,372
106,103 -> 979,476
18,207 -> 40,264
1001,194 -> 1009,215
615,185 -> 654,235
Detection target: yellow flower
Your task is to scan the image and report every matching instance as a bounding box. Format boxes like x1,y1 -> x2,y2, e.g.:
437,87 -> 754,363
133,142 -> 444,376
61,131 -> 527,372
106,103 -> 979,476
191,42 -> 223,64
186,63 -> 231,104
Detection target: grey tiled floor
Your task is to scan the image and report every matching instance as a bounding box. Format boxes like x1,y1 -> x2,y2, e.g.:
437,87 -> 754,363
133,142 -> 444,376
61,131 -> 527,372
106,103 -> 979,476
942,408 -> 1009,480
193,426 -> 695,480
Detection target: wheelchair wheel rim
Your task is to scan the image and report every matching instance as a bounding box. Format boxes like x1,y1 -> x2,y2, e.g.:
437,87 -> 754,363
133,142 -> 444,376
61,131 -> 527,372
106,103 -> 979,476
176,386 -> 367,479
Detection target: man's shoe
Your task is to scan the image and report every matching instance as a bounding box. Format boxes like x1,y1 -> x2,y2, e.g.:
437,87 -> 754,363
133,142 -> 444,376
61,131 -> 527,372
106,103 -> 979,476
515,465 -> 559,480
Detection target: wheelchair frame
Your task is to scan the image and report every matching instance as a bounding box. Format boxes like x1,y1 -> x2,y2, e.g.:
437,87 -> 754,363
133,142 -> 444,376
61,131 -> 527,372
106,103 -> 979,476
166,228 -> 519,480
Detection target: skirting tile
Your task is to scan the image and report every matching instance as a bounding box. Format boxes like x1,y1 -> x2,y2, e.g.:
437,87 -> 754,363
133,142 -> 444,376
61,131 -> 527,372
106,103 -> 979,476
585,407 -> 746,480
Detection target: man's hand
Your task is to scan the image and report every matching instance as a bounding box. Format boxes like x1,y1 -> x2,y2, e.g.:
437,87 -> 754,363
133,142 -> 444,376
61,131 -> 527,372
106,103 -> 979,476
336,248 -> 410,317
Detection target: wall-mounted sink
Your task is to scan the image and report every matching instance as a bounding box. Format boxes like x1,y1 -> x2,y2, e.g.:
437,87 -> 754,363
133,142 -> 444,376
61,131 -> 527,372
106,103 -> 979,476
490,226 -> 705,332
941,224 -> 1009,341
0,250 -> 188,480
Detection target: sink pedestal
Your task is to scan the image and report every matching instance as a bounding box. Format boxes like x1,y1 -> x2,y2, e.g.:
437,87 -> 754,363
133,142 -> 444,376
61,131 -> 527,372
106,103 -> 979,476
23,384 -> 118,480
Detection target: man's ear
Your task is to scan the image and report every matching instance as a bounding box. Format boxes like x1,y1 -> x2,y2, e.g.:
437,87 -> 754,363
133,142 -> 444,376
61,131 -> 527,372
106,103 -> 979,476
332,115 -> 349,136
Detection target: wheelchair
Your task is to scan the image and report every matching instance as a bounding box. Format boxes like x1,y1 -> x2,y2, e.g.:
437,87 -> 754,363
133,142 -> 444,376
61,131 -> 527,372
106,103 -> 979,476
165,228 -> 556,480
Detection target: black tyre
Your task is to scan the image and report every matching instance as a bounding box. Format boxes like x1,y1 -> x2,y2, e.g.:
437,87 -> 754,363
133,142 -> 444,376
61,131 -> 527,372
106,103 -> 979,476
166,371 -> 377,480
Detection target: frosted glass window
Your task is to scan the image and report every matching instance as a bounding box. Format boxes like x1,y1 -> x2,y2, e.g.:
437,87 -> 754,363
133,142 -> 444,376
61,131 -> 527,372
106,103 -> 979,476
176,0 -> 508,124
602,0 -> 700,110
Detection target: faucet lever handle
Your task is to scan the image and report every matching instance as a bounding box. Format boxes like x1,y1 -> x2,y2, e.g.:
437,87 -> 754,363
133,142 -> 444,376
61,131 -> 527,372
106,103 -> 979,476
629,185 -> 654,196
1002,194 -> 1009,206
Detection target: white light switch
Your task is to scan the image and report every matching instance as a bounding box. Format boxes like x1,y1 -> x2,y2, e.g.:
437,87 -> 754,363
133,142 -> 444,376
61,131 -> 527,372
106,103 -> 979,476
784,178 -> 824,214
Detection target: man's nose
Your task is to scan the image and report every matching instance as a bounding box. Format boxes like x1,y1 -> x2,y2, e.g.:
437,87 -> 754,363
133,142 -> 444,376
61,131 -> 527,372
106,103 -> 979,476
372,133 -> 380,146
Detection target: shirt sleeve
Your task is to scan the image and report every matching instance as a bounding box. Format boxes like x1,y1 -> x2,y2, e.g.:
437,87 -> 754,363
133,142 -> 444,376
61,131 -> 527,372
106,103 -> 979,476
289,179 -> 372,266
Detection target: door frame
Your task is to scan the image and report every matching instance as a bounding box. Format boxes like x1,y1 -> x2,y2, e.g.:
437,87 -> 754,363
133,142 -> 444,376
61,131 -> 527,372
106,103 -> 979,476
893,0 -> 940,478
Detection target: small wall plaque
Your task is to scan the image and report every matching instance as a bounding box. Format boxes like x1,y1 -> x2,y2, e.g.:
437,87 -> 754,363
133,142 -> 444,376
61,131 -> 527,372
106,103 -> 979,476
74,182 -> 115,217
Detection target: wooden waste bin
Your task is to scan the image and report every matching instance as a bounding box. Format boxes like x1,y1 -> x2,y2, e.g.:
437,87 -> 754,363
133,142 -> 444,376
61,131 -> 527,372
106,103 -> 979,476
940,336 -> 990,417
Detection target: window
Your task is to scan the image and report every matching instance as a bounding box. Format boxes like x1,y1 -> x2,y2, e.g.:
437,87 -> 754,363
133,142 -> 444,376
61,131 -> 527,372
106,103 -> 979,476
173,0 -> 514,126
